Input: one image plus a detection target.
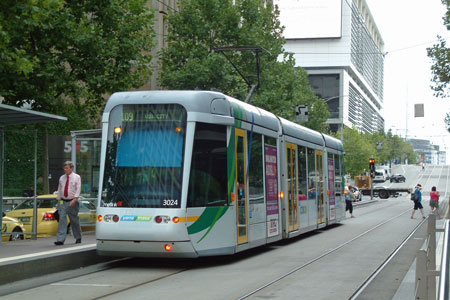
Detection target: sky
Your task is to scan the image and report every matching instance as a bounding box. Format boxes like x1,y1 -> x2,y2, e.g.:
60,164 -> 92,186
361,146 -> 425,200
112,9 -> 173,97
365,0 -> 450,156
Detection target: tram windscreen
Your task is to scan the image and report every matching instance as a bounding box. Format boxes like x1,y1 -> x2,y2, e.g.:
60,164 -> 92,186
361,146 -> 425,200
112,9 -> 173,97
101,104 -> 186,208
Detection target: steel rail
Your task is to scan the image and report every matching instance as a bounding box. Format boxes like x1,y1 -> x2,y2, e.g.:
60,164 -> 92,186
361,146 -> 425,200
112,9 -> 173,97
237,207 -> 415,300
349,216 -> 427,299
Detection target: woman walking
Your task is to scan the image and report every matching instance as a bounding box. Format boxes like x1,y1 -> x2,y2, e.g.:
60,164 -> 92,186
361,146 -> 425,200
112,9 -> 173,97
345,185 -> 355,218
430,186 -> 443,219
411,184 -> 425,219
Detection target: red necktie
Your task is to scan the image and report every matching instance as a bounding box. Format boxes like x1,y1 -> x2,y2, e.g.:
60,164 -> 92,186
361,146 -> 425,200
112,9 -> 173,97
64,175 -> 69,198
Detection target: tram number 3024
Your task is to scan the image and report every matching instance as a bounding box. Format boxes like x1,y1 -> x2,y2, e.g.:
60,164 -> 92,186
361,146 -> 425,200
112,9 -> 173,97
163,199 -> 178,206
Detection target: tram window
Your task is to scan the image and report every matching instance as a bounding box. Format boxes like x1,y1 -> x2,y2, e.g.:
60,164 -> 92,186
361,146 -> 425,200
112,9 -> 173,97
335,154 -> 342,196
101,104 -> 186,208
307,148 -> 317,200
248,133 -> 263,204
297,146 -> 307,200
187,123 -> 227,207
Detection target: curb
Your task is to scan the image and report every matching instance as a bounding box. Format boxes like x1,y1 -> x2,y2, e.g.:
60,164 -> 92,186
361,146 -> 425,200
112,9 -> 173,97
0,248 -> 114,286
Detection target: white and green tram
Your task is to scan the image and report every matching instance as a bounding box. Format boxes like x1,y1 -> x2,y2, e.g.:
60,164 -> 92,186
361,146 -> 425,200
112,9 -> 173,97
96,91 -> 345,258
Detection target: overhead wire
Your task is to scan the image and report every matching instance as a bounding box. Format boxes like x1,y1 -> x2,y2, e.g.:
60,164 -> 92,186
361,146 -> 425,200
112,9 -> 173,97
155,0 -> 179,13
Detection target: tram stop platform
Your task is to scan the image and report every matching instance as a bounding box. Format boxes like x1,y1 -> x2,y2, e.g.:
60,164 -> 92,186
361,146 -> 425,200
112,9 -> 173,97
0,231 -> 112,287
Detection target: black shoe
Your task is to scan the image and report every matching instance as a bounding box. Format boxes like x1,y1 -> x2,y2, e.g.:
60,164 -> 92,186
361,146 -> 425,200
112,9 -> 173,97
54,241 -> 64,245
75,239 -> 81,244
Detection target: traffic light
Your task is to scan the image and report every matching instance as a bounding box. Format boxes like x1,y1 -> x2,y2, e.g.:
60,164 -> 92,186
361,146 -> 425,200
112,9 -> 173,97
369,158 -> 375,177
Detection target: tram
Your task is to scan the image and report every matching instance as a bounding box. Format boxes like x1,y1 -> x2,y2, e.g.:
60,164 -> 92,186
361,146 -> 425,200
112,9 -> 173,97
96,91 -> 345,258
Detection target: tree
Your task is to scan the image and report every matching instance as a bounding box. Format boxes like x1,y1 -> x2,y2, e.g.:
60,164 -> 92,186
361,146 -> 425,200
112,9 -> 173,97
335,127 -> 417,177
427,0 -> 450,129
159,0 -> 329,131
340,127 -> 374,177
0,0 -> 155,192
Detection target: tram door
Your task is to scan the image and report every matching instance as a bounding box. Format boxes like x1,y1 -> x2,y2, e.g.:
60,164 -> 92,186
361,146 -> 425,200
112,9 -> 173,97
316,150 -> 325,224
286,143 -> 299,232
235,129 -> 248,244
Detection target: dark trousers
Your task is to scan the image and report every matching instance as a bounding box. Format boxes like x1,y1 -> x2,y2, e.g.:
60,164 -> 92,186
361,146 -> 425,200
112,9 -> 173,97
345,200 -> 353,214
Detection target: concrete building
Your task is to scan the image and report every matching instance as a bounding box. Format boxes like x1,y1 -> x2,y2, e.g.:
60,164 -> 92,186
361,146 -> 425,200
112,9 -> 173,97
408,138 -> 446,165
276,0 -> 385,136
140,0 -> 177,91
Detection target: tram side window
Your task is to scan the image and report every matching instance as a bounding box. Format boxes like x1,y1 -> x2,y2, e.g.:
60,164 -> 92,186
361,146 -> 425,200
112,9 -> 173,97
297,146 -> 307,200
248,133 -> 263,204
187,123 -> 227,207
336,154 -> 343,195
307,148 -> 316,200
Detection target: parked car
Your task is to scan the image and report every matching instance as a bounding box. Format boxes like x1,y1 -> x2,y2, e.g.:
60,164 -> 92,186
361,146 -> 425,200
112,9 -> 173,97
5,194 -> 96,237
2,213 -> 25,242
350,187 -> 362,202
390,174 -> 406,183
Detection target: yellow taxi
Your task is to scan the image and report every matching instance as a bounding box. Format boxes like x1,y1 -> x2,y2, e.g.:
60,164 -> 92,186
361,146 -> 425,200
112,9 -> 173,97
5,194 -> 96,237
2,213 -> 25,242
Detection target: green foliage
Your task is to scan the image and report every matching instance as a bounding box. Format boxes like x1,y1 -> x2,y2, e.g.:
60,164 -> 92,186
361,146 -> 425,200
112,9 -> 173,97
333,127 -> 417,177
0,0 -> 155,118
159,0 -> 329,132
0,0 -> 155,194
3,128 -> 41,196
427,0 -> 450,129
427,35 -> 450,99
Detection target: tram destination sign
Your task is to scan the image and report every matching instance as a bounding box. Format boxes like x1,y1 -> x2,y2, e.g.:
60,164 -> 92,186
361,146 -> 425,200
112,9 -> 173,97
121,104 -> 185,123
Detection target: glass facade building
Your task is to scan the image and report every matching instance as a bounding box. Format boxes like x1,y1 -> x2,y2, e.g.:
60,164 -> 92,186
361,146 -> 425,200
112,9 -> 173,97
280,0 -> 385,135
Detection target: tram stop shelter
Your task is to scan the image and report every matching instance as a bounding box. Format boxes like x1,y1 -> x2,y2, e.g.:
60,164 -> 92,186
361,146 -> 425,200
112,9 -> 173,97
0,103 -> 67,244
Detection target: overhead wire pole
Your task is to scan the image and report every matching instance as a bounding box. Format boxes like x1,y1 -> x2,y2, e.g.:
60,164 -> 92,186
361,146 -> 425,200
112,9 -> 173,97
214,46 -> 270,104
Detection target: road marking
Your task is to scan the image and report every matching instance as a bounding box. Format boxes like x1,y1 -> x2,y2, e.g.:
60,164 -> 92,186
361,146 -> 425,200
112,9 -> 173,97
0,243 -> 95,263
51,283 -> 113,287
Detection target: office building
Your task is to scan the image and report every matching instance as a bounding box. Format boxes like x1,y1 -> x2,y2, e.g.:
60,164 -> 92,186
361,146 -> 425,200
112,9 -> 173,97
276,0 -> 385,135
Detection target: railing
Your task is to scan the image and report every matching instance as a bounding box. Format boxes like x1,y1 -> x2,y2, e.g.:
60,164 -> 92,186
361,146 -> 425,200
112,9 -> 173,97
3,196 -> 96,211
2,196 -> 97,239
438,219 -> 450,300
415,214 -> 448,300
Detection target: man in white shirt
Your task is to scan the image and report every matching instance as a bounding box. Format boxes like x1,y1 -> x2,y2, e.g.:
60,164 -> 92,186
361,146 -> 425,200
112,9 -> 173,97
54,161 -> 82,245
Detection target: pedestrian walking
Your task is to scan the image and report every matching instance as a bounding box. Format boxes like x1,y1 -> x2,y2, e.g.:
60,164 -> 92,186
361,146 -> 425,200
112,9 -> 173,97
429,186 -> 443,219
54,161 -> 82,245
411,184 -> 425,219
345,185 -> 355,218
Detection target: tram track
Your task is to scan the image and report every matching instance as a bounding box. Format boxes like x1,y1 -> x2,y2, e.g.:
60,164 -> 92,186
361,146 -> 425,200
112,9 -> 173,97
5,166 -> 447,300
237,207 -> 416,300
89,267 -> 189,300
